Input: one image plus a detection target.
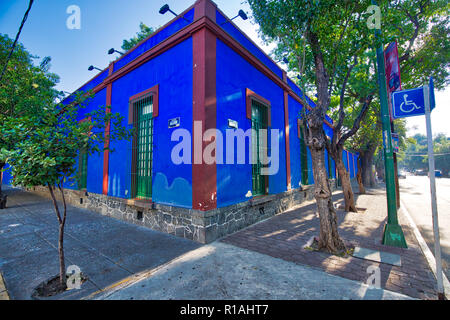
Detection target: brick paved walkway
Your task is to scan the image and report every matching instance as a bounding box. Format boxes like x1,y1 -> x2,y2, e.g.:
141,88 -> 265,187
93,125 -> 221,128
222,186 -> 438,299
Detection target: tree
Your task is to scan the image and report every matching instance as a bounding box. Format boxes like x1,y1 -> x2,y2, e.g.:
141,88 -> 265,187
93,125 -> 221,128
1,91 -> 131,289
352,0 -> 449,186
0,33 -> 60,197
400,133 -> 450,177
433,135 -> 450,177
121,23 -> 155,52
248,0 -> 381,253
347,102 -> 381,188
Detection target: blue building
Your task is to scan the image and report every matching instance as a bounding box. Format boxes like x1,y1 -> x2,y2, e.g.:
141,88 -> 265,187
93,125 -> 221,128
2,0 -> 359,243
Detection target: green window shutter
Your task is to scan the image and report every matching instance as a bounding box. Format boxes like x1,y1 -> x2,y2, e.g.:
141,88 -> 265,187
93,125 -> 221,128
132,94 -> 154,200
77,147 -> 88,190
251,99 -> 268,196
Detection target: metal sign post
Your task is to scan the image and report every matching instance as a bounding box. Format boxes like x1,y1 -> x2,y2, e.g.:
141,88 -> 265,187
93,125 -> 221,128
374,25 -> 407,248
423,84 -> 444,299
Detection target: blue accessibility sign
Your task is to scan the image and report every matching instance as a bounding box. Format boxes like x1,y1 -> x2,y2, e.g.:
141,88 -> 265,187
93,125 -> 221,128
392,87 -> 425,119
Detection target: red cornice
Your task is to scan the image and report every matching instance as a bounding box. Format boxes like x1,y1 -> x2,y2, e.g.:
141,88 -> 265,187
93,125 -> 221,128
78,14 -> 334,130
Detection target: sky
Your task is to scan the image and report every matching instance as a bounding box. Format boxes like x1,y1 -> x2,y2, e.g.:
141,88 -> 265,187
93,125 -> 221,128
0,0 -> 448,137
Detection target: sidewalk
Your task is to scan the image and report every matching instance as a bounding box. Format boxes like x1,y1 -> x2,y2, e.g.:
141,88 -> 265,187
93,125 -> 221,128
0,184 -> 436,300
93,241 -> 412,300
222,185 -> 438,299
0,186 -> 200,300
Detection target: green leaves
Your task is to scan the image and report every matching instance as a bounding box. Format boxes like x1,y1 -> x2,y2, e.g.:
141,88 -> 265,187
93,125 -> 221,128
121,23 -> 156,52
3,87 -> 132,189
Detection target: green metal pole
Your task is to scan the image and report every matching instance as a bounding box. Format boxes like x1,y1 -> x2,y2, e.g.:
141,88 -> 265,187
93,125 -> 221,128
373,1 -> 407,248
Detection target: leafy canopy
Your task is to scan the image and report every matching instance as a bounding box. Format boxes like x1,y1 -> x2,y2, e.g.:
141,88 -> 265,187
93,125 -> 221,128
1,91 -> 131,188
121,23 -> 156,52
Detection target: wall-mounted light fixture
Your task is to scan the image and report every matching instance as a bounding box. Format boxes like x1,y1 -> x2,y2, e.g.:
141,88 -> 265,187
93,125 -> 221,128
159,4 -> 190,22
108,48 -> 124,56
88,65 -> 102,72
221,9 -> 248,26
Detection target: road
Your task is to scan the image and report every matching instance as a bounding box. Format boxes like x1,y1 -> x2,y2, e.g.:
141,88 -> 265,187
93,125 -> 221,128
399,175 -> 450,281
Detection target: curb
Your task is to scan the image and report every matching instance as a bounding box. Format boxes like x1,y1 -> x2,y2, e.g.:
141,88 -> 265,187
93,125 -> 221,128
0,272 -> 10,300
400,199 -> 450,300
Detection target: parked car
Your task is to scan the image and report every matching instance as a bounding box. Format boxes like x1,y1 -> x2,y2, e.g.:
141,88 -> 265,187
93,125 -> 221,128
398,171 -> 406,179
415,169 -> 427,176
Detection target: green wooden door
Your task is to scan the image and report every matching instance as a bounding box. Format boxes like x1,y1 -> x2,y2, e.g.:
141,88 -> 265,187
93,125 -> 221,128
135,95 -> 153,199
251,100 -> 268,196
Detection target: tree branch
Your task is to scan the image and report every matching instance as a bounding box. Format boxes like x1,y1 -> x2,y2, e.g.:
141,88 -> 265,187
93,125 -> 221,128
338,95 -> 374,148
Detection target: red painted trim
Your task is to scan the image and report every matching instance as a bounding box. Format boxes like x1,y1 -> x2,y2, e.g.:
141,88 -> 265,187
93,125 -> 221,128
194,0 -> 217,22
107,3 -> 197,74
102,63 -> 114,196
77,16 -> 333,132
284,91 -> 291,190
192,27 -> 217,211
128,84 -> 159,124
246,88 -> 271,127
100,18 -> 207,91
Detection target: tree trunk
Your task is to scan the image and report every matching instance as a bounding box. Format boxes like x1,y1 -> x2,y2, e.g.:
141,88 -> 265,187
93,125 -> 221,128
360,148 -> 376,187
356,157 -> 365,194
310,144 -> 346,253
306,118 -> 346,254
335,156 -> 357,212
48,184 -> 67,289
305,29 -> 346,254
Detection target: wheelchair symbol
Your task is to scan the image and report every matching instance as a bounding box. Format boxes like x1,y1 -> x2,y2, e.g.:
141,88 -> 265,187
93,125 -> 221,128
399,94 -> 421,113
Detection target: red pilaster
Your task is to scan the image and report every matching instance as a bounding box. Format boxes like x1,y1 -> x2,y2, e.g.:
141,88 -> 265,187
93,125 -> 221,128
102,63 -> 114,195
194,0 -> 217,22
192,1 -> 217,211
282,71 -> 291,190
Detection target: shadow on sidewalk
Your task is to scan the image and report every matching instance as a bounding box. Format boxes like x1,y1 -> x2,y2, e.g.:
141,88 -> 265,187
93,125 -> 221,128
0,186 -> 201,300
222,183 -> 438,300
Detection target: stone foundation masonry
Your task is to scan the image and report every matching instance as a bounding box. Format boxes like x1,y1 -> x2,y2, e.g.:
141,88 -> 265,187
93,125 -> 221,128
26,181 -> 336,244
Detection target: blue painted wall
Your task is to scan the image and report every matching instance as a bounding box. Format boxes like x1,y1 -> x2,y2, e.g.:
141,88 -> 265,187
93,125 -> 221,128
108,37 -> 193,208
216,10 -> 284,81
113,9 -> 195,73
216,38 -> 287,208
349,152 -> 355,178
1,164 -> 12,186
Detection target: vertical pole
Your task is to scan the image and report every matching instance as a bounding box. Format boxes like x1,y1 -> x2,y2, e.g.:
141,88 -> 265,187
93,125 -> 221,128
391,122 -> 401,209
372,0 -> 407,247
424,84 -> 444,299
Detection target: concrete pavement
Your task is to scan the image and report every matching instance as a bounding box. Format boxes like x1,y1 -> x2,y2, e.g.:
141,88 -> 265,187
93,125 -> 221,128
92,242 -> 413,300
0,184 -> 432,300
0,185 -> 200,299
222,185 -> 439,299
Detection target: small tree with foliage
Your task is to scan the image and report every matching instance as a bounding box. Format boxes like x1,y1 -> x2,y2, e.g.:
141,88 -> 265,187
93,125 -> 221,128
1,91 -> 130,289
121,23 -> 155,52
0,34 -> 60,197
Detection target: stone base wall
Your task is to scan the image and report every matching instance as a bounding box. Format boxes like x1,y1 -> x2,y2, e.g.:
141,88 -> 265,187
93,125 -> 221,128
26,181 -> 336,244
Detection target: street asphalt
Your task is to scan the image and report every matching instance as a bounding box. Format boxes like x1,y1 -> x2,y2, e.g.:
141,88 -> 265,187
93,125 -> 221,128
399,175 -> 450,280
